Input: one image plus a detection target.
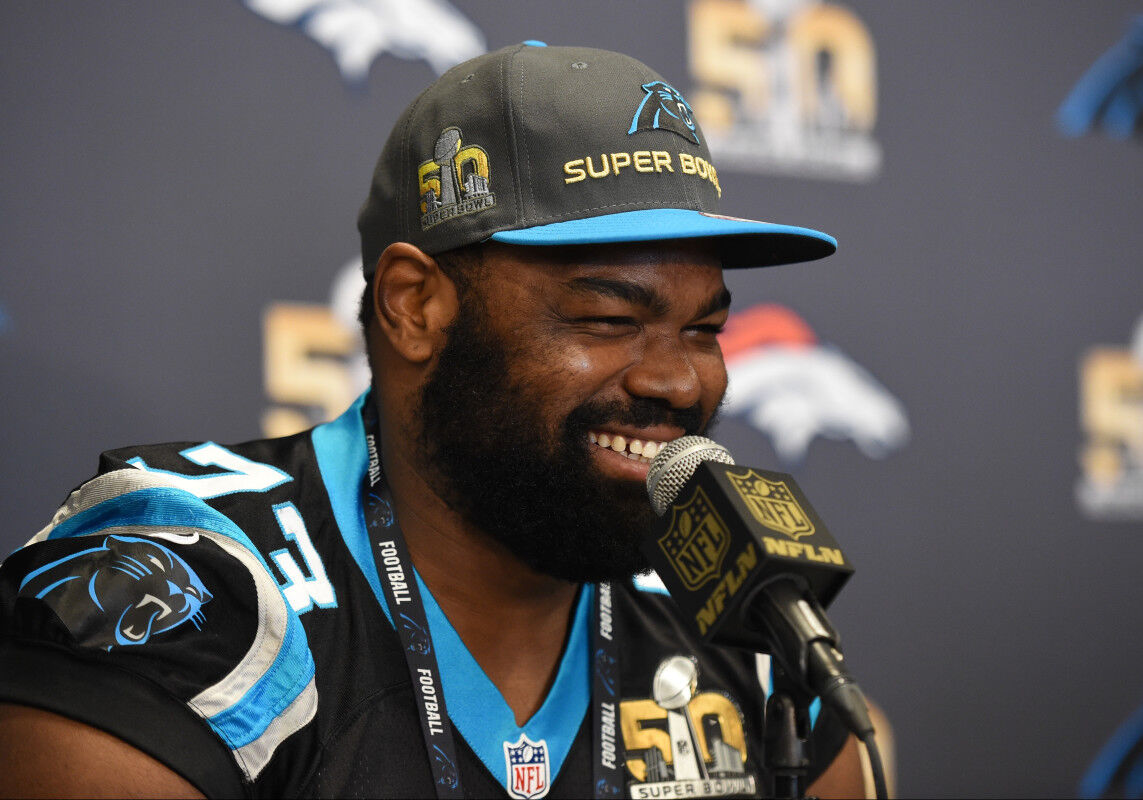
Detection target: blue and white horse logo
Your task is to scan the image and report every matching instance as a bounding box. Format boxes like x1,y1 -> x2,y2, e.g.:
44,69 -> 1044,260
242,0 -> 486,84
18,535 -> 212,650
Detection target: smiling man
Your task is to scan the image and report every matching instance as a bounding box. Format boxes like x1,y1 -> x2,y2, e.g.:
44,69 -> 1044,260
0,43 -> 873,798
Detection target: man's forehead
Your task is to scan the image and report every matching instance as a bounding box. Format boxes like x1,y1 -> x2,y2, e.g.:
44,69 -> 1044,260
476,240 -> 729,318
484,239 -> 721,268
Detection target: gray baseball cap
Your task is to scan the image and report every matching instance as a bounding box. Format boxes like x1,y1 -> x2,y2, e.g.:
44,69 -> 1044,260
357,41 -> 836,277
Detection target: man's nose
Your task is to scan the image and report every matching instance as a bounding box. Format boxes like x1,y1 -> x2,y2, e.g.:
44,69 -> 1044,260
622,334 -> 702,409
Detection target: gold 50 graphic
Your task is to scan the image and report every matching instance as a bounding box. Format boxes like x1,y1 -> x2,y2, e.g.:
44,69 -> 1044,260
620,692 -> 749,783
687,0 -> 880,179
262,303 -> 363,438
1077,334 -> 1143,520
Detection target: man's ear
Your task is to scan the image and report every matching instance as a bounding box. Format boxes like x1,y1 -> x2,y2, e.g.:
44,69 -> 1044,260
371,242 -> 459,364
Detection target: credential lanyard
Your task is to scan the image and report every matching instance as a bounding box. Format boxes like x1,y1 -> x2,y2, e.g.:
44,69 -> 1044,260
591,582 -> 623,798
360,403 -> 623,799
362,403 -> 464,798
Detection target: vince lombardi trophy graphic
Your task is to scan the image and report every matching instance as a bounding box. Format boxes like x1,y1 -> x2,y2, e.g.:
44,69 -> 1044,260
653,656 -> 708,780
433,127 -> 461,207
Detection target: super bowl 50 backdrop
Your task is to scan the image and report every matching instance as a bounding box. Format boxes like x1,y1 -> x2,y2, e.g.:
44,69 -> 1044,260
3,2 -> 1142,795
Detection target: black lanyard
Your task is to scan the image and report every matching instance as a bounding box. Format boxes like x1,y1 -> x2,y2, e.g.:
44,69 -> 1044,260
360,403 -> 623,799
591,581 -> 624,798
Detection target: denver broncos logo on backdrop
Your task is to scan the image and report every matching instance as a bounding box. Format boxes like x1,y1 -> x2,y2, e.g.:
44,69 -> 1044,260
719,304 -> 909,463
629,81 -> 701,144
17,535 -> 212,650
242,0 -> 486,83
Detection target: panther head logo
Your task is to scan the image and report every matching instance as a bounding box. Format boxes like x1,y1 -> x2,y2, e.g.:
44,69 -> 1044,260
398,611 -> 431,655
18,534 -> 213,650
628,81 -> 700,144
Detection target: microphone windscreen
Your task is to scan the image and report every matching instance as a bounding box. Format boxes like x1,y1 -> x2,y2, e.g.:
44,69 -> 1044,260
645,435 -> 735,516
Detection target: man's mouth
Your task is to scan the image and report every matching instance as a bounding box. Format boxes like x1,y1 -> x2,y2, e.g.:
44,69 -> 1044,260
588,430 -> 670,464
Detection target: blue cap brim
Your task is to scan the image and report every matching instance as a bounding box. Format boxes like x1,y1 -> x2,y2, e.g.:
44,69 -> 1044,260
487,208 -> 836,268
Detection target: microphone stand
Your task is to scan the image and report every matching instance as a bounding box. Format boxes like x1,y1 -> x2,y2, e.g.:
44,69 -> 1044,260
751,577 -> 887,799
748,576 -> 841,800
763,665 -> 817,800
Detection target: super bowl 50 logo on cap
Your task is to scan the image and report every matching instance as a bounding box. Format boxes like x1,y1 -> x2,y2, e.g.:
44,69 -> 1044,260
419,127 -> 496,229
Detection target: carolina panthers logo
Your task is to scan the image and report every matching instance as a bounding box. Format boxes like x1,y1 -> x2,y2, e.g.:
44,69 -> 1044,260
628,81 -> 700,144
398,611 -> 431,655
17,535 -> 212,650
1057,15 -> 1143,140
432,744 -> 459,791
594,646 -> 618,697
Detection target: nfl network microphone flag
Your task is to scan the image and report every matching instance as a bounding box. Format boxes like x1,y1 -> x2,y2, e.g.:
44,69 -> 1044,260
642,456 -> 853,653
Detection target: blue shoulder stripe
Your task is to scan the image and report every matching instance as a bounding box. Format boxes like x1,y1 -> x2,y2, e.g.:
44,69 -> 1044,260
37,467 -> 317,781
47,486 -> 254,547
205,609 -> 315,748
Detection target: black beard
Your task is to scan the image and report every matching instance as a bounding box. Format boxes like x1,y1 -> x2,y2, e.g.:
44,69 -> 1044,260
416,299 -> 713,583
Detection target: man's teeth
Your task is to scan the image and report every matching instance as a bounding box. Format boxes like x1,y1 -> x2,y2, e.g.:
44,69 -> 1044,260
587,431 -> 664,463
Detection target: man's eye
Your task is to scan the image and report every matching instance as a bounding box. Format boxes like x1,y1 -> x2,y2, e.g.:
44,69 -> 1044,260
577,317 -> 639,329
689,323 -> 726,336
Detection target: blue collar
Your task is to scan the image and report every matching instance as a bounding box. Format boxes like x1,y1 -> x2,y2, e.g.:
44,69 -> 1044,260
312,394 -> 591,788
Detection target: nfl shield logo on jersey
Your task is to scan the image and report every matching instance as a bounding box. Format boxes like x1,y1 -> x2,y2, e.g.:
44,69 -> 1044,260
503,733 -> 550,799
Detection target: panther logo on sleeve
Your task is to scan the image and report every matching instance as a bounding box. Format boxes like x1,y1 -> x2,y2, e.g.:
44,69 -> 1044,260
628,81 -> 701,144
17,534 -> 213,650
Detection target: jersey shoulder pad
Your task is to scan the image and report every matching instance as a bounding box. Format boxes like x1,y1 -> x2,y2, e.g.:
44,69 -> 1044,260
1,465 -> 317,785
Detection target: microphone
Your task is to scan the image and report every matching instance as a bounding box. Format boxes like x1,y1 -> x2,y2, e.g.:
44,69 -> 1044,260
642,436 -> 875,742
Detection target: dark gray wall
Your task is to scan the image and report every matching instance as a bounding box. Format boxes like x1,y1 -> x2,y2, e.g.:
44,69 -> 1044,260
4,2 -> 1142,796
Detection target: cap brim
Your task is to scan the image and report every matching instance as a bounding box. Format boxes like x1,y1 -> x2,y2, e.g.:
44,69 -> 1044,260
487,208 -> 836,268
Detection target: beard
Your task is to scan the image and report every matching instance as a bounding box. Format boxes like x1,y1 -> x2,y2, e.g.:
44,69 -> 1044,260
416,299 -> 716,583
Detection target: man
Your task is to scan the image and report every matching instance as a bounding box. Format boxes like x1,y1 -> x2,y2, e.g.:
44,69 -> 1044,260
0,43 -> 879,797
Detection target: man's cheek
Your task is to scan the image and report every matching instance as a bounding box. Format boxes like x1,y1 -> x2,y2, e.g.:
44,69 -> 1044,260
532,341 -> 623,383
715,369 -> 729,403
701,362 -> 729,424
702,355 -> 729,397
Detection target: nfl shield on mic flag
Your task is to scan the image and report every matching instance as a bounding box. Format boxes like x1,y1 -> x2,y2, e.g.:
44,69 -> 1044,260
643,454 -> 853,653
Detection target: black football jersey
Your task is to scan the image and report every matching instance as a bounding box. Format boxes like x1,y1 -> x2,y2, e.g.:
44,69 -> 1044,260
0,394 -> 847,798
